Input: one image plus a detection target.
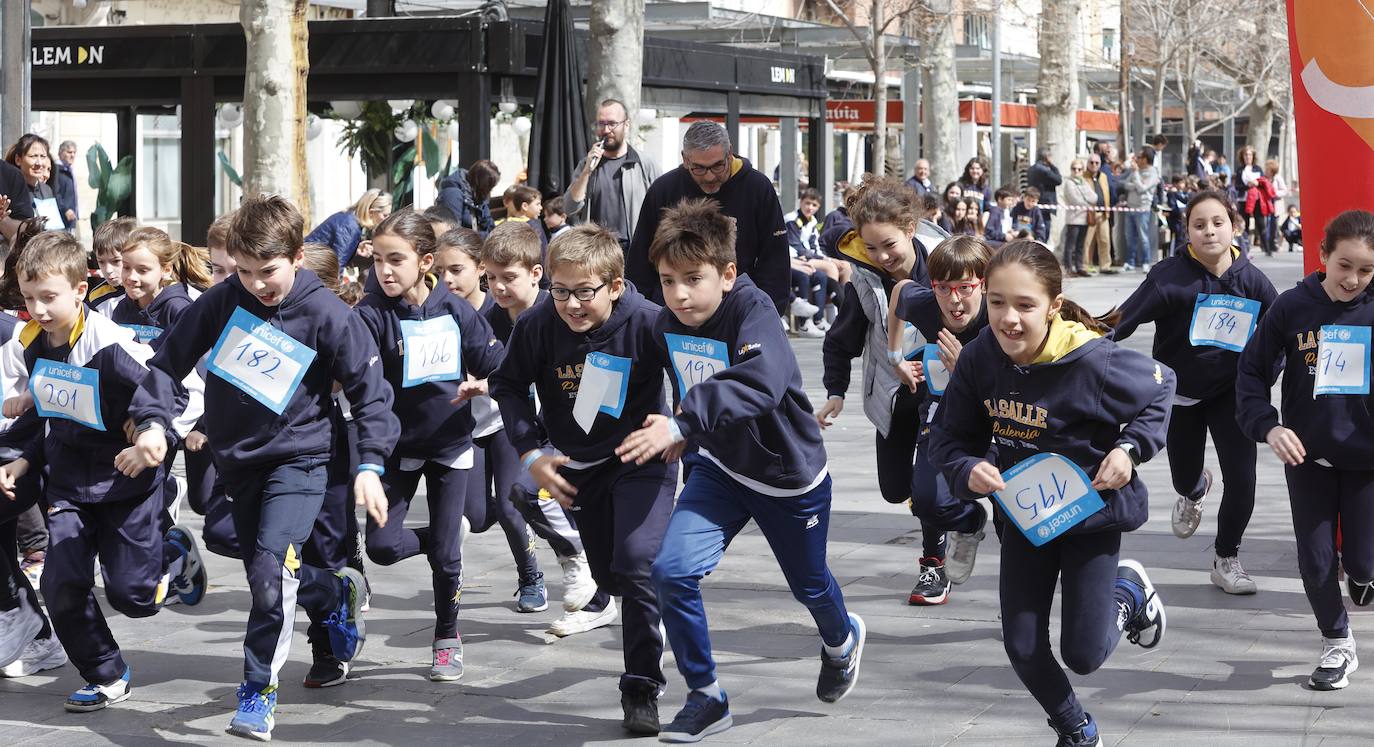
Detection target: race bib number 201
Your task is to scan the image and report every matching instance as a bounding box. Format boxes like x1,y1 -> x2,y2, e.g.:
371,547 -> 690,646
208,307 -> 317,414
30,359 -> 104,431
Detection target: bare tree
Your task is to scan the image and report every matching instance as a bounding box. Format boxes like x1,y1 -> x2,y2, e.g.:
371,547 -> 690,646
1036,0 -> 1079,174
585,0 -> 643,130
240,0 -> 310,220
914,0 -> 958,185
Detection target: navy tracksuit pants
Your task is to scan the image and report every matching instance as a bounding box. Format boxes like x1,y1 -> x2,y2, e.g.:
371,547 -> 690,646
876,389 -> 946,559
1285,461 -> 1374,639
1166,392 -> 1256,557
562,456 -> 676,693
652,455 -> 851,690
468,431 -> 541,584
0,473 -> 50,638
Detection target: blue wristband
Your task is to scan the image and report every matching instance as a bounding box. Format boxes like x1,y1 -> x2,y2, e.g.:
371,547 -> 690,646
522,450 -> 545,470
667,418 -> 685,444
358,463 -> 385,477
886,348 -> 905,366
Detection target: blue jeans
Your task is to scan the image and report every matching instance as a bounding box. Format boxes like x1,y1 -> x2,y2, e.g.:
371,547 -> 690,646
651,455 -> 850,689
1124,211 -> 1153,267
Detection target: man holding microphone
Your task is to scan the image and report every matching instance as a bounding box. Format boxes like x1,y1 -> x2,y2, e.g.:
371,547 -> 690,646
562,99 -> 661,252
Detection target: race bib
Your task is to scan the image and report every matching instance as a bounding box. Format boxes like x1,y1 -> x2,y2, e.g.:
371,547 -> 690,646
30,359 -> 104,431
1188,293 -> 1260,352
664,333 -> 730,396
572,352 -> 632,433
399,315 -> 462,387
1314,324 -> 1371,397
992,453 -> 1106,546
900,322 -> 924,361
207,307 -> 316,414
122,324 -> 162,345
923,343 -> 950,395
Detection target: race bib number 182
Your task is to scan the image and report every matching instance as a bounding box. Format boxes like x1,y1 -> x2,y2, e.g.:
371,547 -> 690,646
208,307 -> 317,414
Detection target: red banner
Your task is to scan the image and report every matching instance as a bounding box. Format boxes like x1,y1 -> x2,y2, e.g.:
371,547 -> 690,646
1286,0 -> 1374,273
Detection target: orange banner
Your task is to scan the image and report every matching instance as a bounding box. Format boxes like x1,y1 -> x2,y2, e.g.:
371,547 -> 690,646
1286,0 -> 1374,273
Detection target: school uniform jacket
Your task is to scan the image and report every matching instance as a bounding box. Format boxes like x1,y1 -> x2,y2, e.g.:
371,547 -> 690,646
0,313 -> 40,462
1235,272 -> 1374,469
354,277 -> 505,463
892,282 -> 989,425
657,276 -> 828,496
1112,249 -> 1278,402
110,284 -> 205,437
489,282 -> 667,464
10,309 -> 162,503
128,269 -> 399,471
929,317 -> 1176,535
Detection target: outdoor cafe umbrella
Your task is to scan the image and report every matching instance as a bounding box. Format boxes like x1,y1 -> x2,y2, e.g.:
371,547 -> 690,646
526,0 -> 589,199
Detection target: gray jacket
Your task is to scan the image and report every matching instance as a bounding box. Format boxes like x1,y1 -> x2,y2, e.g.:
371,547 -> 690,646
562,145 -> 661,239
848,264 -> 919,437
1123,165 -> 1160,210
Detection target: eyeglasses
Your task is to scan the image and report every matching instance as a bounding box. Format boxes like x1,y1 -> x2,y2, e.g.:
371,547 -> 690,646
686,158 -> 730,177
549,282 -> 607,302
931,279 -> 982,298
595,120 -> 626,131
1070,166 -> 1084,171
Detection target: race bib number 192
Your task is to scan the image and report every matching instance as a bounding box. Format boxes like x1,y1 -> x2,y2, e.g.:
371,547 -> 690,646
664,333 -> 730,396
208,307 -> 317,414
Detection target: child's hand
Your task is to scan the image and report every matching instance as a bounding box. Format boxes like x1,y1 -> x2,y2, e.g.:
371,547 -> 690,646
1091,448 -> 1134,490
896,359 -> 924,393
451,379 -> 488,405
0,458 -> 28,499
816,397 -> 843,428
354,470 -> 388,526
936,328 -> 964,372
616,414 -> 676,465
663,441 -> 687,464
968,461 -> 1005,495
1266,425 -> 1306,466
2,392 -> 33,419
185,430 -> 208,452
115,427 -> 168,477
355,240 -> 374,259
526,452 -> 578,508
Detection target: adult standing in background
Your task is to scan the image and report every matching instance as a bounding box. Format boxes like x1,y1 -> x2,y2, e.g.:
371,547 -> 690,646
627,121 -> 788,311
0,159 -> 34,242
562,99 -> 660,251
1121,146 -> 1161,271
54,140 -> 79,233
905,159 -> 934,196
5,135 -> 63,231
1026,149 -> 1062,245
303,189 -> 392,266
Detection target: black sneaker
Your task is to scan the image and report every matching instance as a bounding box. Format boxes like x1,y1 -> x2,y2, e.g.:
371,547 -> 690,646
620,687 -> 660,736
1310,636 -> 1358,691
1348,578 -> 1374,606
1052,713 -> 1103,746
816,613 -> 865,703
1116,560 -> 1166,649
659,690 -> 732,743
908,557 -> 950,606
302,654 -> 349,689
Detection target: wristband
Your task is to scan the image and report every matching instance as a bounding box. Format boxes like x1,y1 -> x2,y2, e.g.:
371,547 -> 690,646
134,420 -> 166,437
886,348 -> 905,366
667,418 -> 686,444
522,450 -> 546,470
357,463 -> 385,477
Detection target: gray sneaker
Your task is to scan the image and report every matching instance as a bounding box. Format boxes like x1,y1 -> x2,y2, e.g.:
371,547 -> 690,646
1172,470 -> 1210,539
1211,554 -> 1257,595
944,504 -> 987,585
430,638 -> 464,682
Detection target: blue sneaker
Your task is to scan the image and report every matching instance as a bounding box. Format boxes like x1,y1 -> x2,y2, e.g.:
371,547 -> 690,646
1052,713 -> 1103,746
325,568 -> 366,662
659,690 -> 732,743
65,666 -> 131,712
165,524 -> 208,606
226,683 -> 276,742
1116,559 -> 1166,649
516,575 -> 548,613
816,613 -> 866,703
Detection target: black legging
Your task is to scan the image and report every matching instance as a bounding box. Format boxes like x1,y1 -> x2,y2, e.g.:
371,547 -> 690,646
1062,224 -> 1087,270
875,388 -> 944,559
1166,389 -> 1256,558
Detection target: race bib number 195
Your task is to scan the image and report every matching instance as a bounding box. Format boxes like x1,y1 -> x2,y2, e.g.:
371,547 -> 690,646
992,453 -> 1106,546
208,307 -> 317,414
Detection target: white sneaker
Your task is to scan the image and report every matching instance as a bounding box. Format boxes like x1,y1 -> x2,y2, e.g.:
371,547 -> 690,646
0,635 -> 66,677
0,598 -> 45,668
1311,636 -> 1358,690
1171,470 -> 1210,539
789,297 -> 819,319
166,474 -> 187,525
813,319 -> 832,332
944,506 -> 987,585
796,321 -> 826,339
547,598 -> 618,637
1211,554 -> 1257,595
558,552 -> 597,612
780,314 -> 790,331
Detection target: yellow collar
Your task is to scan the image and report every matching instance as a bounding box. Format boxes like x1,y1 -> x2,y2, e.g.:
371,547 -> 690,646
1030,315 -> 1100,364
20,306 -> 85,349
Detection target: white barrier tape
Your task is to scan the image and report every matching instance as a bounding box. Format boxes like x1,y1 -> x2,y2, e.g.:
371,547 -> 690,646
1038,204 -> 1155,214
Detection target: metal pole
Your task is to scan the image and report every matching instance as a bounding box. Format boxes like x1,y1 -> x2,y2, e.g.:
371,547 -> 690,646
780,117 -> 798,211
990,10 -> 1002,187
1118,2 -> 1130,154
0,2 -> 32,148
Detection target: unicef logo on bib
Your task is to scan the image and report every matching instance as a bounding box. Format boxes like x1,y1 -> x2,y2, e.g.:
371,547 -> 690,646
992,452 -> 1107,547
122,324 -> 163,345
30,359 -> 105,431
1188,293 -> 1260,352
664,333 -> 730,396
207,307 -> 317,414
1314,324 -> 1371,397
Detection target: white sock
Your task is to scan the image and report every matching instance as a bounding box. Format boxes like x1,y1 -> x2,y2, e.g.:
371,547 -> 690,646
165,555 -> 185,582
823,631 -> 854,658
694,682 -> 723,701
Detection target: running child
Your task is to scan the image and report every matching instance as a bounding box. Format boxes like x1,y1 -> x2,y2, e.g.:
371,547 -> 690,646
354,209 -> 505,682
928,240 -> 1173,746
0,230 -> 208,713
87,216 -> 137,313
621,198 -> 865,743
489,224 -> 675,736
122,195 -> 399,741
885,234 -> 994,592
1235,209 -> 1374,691
1107,190 -> 1277,594
813,175 -> 949,605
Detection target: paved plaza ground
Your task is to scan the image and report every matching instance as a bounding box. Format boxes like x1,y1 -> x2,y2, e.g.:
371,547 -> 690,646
4,249 -> 1368,746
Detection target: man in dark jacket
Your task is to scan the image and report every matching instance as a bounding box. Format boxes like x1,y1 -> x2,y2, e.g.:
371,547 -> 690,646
627,122 -> 788,312
1,160 -> 34,242
54,140 -> 79,232
905,159 -> 934,195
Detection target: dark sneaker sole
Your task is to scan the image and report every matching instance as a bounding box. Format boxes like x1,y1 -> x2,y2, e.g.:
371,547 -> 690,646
1118,560 -> 1166,649
1310,673 -> 1350,691
516,601 -> 550,613
226,723 -> 273,742
659,714 -> 732,743
302,670 -> 349,688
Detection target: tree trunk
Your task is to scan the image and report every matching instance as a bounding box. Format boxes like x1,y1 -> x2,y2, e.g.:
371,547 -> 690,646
1151,71 -> 1166,135
240,0 -> 310,222
1036,0 -> 1079,179
1245,93 -> 1275,158
1180,55 -> 1198,144
923,0 -> 959,186
870,0 -> 887,176
586,0 -> 643,132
